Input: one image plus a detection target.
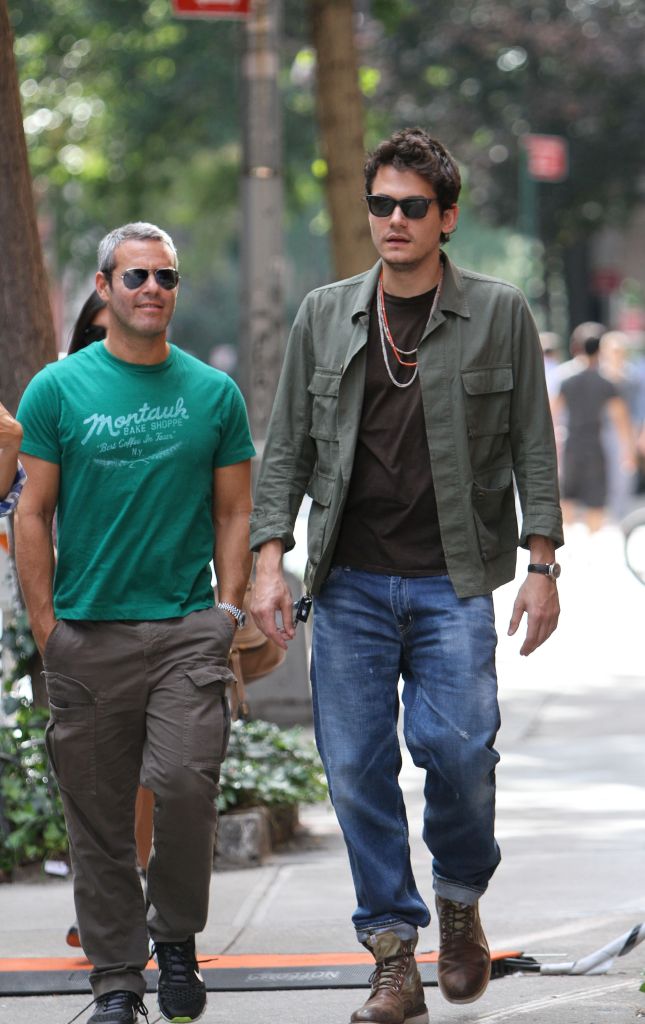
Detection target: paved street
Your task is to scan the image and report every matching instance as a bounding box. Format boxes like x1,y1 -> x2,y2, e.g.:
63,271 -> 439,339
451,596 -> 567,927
1,523 -> 645,1023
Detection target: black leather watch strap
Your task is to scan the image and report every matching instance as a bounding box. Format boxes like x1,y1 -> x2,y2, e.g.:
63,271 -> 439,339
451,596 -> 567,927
528,562 -> 561,579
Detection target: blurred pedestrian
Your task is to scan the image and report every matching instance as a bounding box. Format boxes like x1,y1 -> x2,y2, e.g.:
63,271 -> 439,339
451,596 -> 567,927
600,330 -> 641,520
251,127 -> 563,1024
557,320 -> 606,384
67,290 -> 110,354
539,331 -> 562,400
553,334 -> 635,532
15,222 -> 255,1024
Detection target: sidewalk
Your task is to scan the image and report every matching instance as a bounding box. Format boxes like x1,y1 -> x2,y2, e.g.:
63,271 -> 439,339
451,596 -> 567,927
2,524 -> 645,1023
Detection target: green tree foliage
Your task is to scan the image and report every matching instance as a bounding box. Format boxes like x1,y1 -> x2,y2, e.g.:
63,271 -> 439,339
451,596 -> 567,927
12,0 -> 243,250
9,0 -> 645,340
10,0 -> 252,356
9,0 -> 339,354
364,0 -> 645,249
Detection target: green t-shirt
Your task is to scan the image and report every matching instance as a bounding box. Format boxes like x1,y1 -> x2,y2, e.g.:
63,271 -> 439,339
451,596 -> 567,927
17,342 -> 255,620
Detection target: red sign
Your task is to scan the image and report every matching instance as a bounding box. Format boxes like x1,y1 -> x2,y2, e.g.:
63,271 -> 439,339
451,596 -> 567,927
171,0 -> 250,17
592,269 -> 622,295
522,134 -> 568,182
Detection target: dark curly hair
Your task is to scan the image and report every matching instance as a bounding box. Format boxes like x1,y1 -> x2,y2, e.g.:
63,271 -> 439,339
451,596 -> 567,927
364,127 -> 461,243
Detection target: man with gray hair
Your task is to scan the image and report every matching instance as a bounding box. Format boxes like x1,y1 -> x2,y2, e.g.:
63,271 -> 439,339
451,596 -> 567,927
15,222 -> 255,1023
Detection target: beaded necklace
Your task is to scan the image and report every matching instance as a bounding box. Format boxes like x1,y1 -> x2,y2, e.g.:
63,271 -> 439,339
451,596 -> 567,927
377,268 -> 443,389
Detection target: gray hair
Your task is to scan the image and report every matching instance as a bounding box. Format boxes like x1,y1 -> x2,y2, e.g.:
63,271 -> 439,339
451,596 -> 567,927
97,222 -> 178,275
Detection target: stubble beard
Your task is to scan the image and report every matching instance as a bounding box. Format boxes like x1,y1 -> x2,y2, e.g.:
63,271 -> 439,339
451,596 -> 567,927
381,253 -> 423,275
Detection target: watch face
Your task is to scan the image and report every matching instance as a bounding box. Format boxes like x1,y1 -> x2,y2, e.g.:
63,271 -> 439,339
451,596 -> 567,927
551,562 -> 561,579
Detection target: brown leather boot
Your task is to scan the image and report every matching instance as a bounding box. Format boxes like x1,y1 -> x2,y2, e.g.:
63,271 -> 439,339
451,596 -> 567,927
350,930 -> 429,1024
435,896 -> 491,1004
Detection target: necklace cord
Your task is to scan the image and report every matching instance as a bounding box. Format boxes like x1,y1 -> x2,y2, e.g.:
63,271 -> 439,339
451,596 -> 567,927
377,268 -> 443,389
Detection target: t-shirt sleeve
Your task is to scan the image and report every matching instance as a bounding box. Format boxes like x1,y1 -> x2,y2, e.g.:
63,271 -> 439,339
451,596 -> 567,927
213,379 -> 256,468
16,369 -> 62,464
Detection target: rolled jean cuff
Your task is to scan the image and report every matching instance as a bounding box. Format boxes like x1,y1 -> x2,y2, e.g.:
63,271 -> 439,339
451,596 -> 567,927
356,921 -> 418,944
433,874 -> 485,906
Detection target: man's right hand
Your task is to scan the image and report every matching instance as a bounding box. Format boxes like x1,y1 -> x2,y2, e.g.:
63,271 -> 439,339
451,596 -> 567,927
251,542 -> 295,650
33,615 -> 58,659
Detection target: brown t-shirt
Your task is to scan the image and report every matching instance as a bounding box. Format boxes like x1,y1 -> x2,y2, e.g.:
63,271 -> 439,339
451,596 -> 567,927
332,286 -> 447,576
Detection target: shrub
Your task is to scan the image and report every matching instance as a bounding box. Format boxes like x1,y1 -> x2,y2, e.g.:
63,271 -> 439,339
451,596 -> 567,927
0,700 -> 68,876
218,718 -> 328,813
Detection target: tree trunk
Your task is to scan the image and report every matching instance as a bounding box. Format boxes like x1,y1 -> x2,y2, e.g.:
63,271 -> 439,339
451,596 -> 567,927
1,0 -> 56,710
311,0 -> 375,281
0,0 -> 57,415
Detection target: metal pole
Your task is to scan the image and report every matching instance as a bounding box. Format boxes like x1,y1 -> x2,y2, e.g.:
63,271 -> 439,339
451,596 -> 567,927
239,0 -> 284,447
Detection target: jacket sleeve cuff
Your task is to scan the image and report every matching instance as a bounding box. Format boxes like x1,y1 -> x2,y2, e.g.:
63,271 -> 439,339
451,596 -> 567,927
519,509 -> 564,550
249,516 -> 296,554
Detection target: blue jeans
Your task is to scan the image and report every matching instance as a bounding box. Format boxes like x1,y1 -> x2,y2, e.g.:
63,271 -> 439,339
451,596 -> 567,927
310,568 -> 501,942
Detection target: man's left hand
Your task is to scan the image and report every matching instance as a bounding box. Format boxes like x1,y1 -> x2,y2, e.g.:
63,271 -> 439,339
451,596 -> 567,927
507,573 -> 560,656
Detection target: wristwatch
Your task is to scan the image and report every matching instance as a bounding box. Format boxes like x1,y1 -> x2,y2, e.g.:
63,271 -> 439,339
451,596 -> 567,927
217,601 -> 247,629
527,562 -> 561,580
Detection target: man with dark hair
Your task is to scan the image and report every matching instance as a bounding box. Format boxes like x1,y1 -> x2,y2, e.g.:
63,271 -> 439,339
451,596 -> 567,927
15,222 -> 255,1024
250,128 -> 563,1024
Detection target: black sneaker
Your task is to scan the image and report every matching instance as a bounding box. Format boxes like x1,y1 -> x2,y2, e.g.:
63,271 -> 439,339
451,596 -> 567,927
88,990 -> 148,1023
153,937 -> 207,1022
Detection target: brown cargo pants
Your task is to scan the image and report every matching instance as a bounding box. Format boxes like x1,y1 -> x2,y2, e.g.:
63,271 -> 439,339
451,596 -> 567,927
43,605 -> 235,998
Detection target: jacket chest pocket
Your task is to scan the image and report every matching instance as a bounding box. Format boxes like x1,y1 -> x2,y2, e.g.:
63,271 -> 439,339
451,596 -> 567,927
462,366 -> 513,438
308,369 -> 341,442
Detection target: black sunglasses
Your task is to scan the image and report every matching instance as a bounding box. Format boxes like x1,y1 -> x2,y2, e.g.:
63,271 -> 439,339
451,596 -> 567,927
365,194 -> 437,219
119,267 -> 180,291
83,324 -> 107,343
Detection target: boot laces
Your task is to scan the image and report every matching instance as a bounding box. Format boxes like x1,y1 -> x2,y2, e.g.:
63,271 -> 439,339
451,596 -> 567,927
369,952 -> 411,994
440,901 -> 474,943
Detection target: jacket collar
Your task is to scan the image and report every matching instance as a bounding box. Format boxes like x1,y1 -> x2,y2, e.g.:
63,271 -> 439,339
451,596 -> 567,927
350,252 -> 471,323
351,262 -> 382,323
438,252 -> 470,319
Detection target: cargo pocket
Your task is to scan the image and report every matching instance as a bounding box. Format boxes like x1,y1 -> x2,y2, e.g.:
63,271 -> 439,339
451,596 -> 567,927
462,366 -> 513,438
308,368 -> 341,442
44,672 -> 97,795
472,473 -> 518,562
183,665 -> 234,772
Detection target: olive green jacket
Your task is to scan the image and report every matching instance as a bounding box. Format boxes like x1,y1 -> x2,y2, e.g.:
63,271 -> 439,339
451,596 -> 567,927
250,254 -> 563,598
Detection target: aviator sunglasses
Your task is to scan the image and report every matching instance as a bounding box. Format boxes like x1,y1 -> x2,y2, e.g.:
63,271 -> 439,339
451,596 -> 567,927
119,267 -> 180,290
365,194 -> 437,219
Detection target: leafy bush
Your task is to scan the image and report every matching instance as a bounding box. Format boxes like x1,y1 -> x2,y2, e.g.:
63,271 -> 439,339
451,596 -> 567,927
0,689 -> 327,873
1,605 -> 327,869
218,718 -> 328,813
0,699 -> 68,876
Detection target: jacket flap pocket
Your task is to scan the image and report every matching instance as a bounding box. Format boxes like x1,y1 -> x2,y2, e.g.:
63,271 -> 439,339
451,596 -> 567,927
307,471 -> 335,507
308,369 -> 341,396
186,665 -> 236,689
462,366 -> 513,395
